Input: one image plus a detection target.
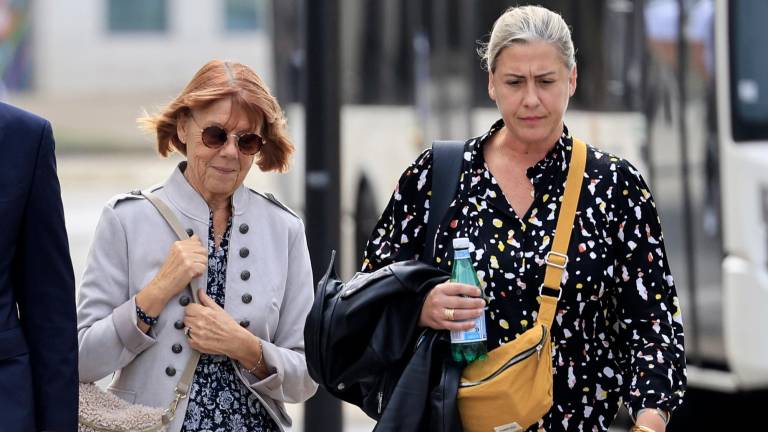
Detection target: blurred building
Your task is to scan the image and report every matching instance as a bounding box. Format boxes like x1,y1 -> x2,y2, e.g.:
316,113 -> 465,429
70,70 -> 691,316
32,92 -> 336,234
5,0 -> 273,149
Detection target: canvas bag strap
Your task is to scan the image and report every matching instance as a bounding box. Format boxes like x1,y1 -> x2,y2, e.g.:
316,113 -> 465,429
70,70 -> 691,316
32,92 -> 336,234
536,138 -> 587,329
141,191 -> 203,424
425,140 -> 465,261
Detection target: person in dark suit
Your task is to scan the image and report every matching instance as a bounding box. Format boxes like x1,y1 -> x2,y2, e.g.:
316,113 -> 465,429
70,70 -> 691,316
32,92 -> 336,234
0,102 -> 78,431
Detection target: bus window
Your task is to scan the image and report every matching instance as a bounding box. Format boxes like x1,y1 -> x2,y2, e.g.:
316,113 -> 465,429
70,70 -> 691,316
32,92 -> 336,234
730,0 -> 768,142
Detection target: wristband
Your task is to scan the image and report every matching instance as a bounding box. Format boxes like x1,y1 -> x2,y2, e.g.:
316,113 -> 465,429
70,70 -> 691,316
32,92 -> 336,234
135,303 -> 159,326
245,338 -> 265,374
635,407 -> 670,425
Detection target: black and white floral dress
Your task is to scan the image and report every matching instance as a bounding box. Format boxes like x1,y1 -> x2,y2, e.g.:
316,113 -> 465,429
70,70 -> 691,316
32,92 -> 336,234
180,213 -> 278,432
362,120 -> 686,431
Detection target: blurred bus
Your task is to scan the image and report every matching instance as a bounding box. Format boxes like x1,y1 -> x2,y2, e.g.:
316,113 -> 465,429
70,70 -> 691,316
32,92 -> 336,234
630,0 -> 768,428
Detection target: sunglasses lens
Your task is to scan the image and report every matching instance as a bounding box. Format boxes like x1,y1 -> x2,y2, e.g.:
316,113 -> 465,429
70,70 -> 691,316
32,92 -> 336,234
201,126 -> 228,148
237,133 -> 264,155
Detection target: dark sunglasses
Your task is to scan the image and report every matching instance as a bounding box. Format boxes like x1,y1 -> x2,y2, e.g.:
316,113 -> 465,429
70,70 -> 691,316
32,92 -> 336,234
190,116 -> 264,155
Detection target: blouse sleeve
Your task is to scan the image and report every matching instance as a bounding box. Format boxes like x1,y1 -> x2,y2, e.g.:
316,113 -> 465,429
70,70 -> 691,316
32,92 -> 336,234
612,159 -> 686,418
361,149 -> 433,272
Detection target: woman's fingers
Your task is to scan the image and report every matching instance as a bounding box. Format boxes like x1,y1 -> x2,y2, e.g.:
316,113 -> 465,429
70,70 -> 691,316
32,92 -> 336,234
419,281 -> 487,330
441,295 -> 486,310
437,282 -> 481,297
443,317 -> 482,331
444,307 -> 485,322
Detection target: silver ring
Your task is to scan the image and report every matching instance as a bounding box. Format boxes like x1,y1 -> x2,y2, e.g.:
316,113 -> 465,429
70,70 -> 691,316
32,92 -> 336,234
184,327 -> 192,338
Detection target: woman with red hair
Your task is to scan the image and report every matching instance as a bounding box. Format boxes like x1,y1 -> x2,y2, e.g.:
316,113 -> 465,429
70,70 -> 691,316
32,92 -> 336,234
77,60 -> 317,432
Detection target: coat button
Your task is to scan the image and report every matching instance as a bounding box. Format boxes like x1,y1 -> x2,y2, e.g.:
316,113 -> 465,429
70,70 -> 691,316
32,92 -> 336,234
239,247 -> 250,258
242,293 -> 252,304
241,270 -> 251,281
172,343 -> 183,354
185,228 -> 194,237
179,296 -> 190,306
174,320 -> 184,330
239,223 -> 249,234
239,320 -> 250,328
165,366 -> 176,376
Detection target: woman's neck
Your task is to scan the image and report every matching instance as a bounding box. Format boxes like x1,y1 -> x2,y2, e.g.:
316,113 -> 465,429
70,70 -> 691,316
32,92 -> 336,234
492,126 -> 561,167
183,170 -> 231,213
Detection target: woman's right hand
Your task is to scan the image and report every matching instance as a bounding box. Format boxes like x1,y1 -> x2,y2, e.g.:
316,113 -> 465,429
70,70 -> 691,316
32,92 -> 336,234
148,235 -> 208,300
135,235 -> 207,329
418,281 -> 486,331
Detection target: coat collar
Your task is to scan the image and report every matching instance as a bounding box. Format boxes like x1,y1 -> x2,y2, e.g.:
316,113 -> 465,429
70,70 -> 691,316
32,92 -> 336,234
162,161 -> 250,223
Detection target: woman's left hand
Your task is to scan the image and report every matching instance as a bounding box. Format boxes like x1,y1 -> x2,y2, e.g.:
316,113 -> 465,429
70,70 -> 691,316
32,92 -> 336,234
183,289 -> 248,357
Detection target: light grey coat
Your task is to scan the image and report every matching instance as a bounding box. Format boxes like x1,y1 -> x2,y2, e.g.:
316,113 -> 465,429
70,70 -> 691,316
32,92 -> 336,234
77,163 -> 318,432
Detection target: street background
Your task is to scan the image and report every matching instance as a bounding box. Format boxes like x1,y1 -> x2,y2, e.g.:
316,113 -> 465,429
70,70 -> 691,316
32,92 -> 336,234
4,0 -> 758,430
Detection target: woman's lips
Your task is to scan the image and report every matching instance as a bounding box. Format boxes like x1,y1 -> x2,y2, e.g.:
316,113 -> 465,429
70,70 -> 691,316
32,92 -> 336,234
520,116 -> 543,123
211,166 -> 236,174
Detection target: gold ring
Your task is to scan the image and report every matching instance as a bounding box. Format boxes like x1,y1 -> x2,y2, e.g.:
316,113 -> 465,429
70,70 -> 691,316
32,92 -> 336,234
444,308 -> 455,321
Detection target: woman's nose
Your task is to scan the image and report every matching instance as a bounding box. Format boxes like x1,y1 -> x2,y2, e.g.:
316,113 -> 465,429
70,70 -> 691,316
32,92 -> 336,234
220,134 -> 240,157
522,83 -> 540,107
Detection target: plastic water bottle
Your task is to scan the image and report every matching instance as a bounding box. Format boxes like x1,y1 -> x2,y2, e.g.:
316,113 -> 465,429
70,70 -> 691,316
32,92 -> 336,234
450,237 -> 488,364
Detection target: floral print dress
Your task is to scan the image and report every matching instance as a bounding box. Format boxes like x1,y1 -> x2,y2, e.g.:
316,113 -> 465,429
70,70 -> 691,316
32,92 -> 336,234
362,120 -> 686,431
180,213 -> 278,432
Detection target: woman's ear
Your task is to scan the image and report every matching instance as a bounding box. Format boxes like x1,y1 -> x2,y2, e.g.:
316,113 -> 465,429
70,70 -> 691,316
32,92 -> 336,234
568,65 -> 578,97
176,111 -> 188,144
488,70 -> 496,101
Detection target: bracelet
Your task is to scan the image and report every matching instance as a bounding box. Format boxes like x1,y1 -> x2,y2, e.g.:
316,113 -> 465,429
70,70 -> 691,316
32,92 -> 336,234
630,426 -> 657,432
636,407 -> 670,425
245,338 -> 265,375
135,303 -> 159,326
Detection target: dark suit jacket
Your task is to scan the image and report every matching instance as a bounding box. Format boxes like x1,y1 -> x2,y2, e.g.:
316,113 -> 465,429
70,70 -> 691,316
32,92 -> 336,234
0,102 -> 77,431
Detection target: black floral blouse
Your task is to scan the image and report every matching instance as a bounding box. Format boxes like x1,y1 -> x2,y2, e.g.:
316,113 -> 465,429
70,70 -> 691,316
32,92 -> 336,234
180,213 -> 278,432
362,120 -> 686,431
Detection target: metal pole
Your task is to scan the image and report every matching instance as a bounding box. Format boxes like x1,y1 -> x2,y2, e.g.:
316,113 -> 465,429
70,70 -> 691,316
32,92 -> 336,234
676,0 -> 699,359
462,0 -> 478,136
303,0 -> 343,431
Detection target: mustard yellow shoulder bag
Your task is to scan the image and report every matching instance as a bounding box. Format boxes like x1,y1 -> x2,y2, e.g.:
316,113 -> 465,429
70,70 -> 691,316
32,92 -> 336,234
457,138 -> 587,432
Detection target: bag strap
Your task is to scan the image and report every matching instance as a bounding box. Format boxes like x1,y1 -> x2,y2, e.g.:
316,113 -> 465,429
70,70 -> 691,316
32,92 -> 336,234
536,138 -> 587,330
141,190 -> 202,425
425,140 -> 465,261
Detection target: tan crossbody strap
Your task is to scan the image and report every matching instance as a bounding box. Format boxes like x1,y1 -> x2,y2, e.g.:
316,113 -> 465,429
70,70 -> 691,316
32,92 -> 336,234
536,138 -> 587,329
141,191 -> 202,425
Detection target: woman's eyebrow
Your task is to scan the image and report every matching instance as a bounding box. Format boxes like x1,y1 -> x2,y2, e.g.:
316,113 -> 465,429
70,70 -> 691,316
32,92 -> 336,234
503,71 -> 557,79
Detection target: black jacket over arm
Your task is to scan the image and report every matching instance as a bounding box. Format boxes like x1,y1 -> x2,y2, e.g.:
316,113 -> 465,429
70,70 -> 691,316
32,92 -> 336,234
305,255 -> 462,432
0,102 -> 78,431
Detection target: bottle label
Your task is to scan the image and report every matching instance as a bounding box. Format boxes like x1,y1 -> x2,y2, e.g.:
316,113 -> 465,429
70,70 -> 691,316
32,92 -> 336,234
450,314 -> 487,343
454,249 -> 470,260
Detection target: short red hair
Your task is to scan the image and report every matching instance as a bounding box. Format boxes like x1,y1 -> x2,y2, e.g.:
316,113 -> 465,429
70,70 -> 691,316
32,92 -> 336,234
139,60 -> 293,172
